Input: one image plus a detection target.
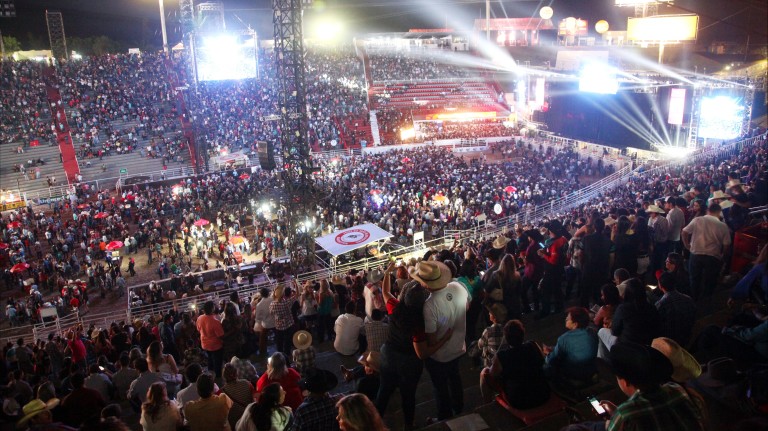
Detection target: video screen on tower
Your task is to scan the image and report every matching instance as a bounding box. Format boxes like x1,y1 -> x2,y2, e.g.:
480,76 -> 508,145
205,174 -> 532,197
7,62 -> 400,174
699,95 -> 744,140
196,34 -> 258,82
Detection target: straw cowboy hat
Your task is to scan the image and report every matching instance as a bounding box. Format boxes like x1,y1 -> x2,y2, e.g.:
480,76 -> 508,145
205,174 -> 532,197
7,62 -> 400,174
603,216 -> 617,227
651,337 -> 701,382
492,235 -> 511,250
646,204 -> 666,214
293,330 -> 313,350
17,398 -> 60,428
408,261 -> 452,291
710,190 -> 730,200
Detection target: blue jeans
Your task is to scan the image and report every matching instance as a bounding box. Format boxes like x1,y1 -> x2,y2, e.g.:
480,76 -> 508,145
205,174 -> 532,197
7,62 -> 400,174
425,356 -> 464,420
376,344 -> 424,427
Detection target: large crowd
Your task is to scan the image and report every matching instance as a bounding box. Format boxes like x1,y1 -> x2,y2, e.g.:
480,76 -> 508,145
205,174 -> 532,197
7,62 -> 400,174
1,43 -> 767,431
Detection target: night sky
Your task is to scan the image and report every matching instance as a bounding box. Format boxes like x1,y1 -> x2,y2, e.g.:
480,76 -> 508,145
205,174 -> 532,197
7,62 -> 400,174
1,0 -> 764,50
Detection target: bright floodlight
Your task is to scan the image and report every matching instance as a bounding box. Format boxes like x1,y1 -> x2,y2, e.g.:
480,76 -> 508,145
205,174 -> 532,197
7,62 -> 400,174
313,19 -> 343,41
197,33 -> 258,81
579,63 -> 619,94
595,20 -> 609,34
539,7 -> 554,20
654,145 -> 694,159
699,96 -> 744,140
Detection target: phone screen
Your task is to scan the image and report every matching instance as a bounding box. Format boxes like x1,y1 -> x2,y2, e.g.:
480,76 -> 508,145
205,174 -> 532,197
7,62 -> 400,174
589,397 -> 606,415
539,242 -> 545,248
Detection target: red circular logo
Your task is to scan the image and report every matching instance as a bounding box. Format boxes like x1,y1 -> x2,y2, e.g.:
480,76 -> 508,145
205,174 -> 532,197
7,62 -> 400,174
335,229 -> 371,245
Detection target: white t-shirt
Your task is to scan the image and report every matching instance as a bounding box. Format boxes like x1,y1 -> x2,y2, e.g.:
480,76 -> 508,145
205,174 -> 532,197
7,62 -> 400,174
253,297 -> 276,329
423,281 -> 468,363
682,215 -> 731,259
334,313 -> 364,356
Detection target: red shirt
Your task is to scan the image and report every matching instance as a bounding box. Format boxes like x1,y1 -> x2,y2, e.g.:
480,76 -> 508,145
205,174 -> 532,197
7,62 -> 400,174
256,368 -> 303,411
68,338 -> 87,363
196,314 -> 224,351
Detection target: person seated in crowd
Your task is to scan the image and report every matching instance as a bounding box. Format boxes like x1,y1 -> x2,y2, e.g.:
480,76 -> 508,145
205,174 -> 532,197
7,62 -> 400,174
663,252 -> 691,296
480,320 -> 550,407
655,272 -> 696,347
184,373 -> 233,431
599,279 -> 661,354
339,351 -> 381,403
256,352 -> 303,412
60,372 -> 106,427
543,307 -> 599,388
474,303 -> 507,368
16,397 -> 73,431
335,393 -> 388,431
236,382 -> 294,431
127,359 -> 164,407
292,330 -> 316,374
84,364 -> 114,402
139,382 -> 182,431
334,302 -> 364,356
362,309 -> 389,353
294,368 -> 343,431
612,269 -> 631,298
221,363 -> 255,430
565,342 -> 704,431
177,363 -> 219,409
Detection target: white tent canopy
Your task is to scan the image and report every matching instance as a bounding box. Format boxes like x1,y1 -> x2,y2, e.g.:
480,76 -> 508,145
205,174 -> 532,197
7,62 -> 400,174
315,223 -> 393,256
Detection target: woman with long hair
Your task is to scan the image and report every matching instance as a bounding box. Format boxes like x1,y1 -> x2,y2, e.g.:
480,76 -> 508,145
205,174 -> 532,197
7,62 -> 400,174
611,215 -> 638,275
255,352 -> 303,411
316,279 -> 336,343
222,301 -> 245,362
140,382 -> 182,431
631,216 -> 651,277
376,261 -> 452,430
146,340 -> 178,374
236,383 -> 294,431
299,281 -> 319,333
337,393 -> 388,431
494,254 -> 522,320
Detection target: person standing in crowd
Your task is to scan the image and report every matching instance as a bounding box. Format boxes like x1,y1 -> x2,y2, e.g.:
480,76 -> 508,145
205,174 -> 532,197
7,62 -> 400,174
196,301 -> 225,379
537,220 -> 568,317
415,260 -> 468,422
253,287 -> 276,357
270,285 -> 296,356
682,203 -> 732,300
647,204 -> 670,274
580,218 -> 613,308
665,197 -> 686,254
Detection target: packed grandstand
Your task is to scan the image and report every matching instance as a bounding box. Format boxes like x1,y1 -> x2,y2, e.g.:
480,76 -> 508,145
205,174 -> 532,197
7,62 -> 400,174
1,35 -> 767,431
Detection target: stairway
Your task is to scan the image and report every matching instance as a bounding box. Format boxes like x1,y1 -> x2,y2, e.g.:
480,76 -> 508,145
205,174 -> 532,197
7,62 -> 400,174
370,110 -> 381,146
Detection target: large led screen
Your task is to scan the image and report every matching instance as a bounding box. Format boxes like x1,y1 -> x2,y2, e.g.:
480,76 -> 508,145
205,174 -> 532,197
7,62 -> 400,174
699,96 -> 744,140
196,34 -> 257,82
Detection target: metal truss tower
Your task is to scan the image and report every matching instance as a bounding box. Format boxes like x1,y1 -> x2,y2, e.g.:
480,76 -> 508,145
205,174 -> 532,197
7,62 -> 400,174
741,83 -> 756,137
179,0 -> 195,37
272,0 -> 321,273
46,10 -> 68,61
196,2 -> 226,32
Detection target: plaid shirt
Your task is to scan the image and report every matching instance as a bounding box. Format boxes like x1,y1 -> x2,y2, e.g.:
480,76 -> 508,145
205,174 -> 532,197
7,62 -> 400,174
230,357 -> 259,383
292,346 -> 316,373
607,383 -> 704,431
478,323 -> 505,368
363,320 -> 389,352
270,298 -> 295,330
294,392 -> 343,431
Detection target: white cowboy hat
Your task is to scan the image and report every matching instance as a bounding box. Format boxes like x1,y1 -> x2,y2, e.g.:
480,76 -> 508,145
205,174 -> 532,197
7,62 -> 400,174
492,235 -> 511,250
646,205 -> 666,214
711,190 -> 730,200
408,261 -> 452,291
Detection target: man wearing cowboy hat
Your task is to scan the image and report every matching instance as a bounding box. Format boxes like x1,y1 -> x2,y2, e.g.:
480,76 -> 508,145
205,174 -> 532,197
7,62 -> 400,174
646,204 -> 669,274
411,260 -> 468,421
682,203 -> 731,300
16,398 -> 74,431
294,368 -> 343,431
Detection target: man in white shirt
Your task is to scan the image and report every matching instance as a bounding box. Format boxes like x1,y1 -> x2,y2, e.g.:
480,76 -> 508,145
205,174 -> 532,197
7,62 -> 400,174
682,202 -> 731,300
334,302 -> 364,355
253,287 -> 276,356
665,197 -> 685,253
177,363 -> 220,409
413,260 -> 468,421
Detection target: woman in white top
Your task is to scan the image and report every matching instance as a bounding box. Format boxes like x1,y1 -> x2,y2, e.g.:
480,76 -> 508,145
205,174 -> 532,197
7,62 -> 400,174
140,382 -> 182,431
146,340 -> 178,374
299,281 -> 318,331
236,383 -> 294,431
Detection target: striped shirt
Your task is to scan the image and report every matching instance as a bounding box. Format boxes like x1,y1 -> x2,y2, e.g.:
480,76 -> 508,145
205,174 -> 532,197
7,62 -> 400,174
607,383 -> 704,431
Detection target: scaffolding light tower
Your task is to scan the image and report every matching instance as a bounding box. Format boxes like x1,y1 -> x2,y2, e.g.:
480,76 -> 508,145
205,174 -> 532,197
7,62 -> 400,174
196,1 -> 226,32
272,0 -> 322,273
46,10 -> 68,61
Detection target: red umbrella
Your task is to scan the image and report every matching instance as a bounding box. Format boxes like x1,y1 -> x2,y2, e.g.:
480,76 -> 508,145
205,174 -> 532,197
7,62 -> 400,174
369,189 -> 381,195
504,186 -> 517,193
193,219 -> 210,227
77,203 -> 89,209
10,262 -> 30,273
94,212 -> 109,219
106,241 -> 124,251
239,173 -> 250,180
7,221 -> 21,229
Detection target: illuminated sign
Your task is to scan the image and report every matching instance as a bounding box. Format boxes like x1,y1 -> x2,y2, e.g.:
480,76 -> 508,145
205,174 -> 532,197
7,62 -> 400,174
668,88 -> 686,125
424,111 -> 498,121
408,28 -> 454,33
627,14 -> 699,43
474,18 -> 554,31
